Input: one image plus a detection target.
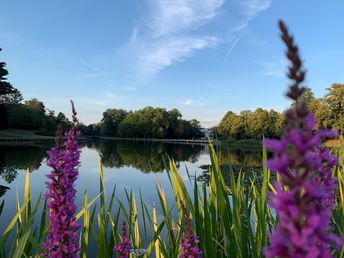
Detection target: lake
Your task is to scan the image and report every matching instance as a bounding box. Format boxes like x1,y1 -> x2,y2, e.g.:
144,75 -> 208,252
0,139 -> 262,255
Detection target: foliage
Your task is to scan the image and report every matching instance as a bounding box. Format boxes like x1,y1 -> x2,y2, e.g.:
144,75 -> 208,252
24,98 -> 45,114
215,108 -> 285,140
5,104 -> 46,130
216,85 -> 344,140
0,48 -> 22,104
0,89 -> 23,104
0,48 -> 16,98
117,106 -> 204,139
100,108 -> 128,137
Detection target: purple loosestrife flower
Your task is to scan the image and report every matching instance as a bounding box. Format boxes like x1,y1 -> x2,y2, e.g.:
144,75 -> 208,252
179,201 -> 202,258
114,221 -> 132,258
263,21 -> 341,258
42,101 -> 81,258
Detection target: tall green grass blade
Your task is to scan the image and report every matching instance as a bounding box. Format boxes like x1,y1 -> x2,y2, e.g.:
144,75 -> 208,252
12,229 -> 31,258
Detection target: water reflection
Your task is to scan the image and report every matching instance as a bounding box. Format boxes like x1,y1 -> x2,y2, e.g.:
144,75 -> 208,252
0,144 -> 51,197
90,140 -> 205,172
0,140 -> 263,198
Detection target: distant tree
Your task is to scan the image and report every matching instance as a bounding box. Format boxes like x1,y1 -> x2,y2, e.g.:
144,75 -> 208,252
298,87 -> 316,105
5,104 -> 45,129
117,106 -> 203,139
56,112 -> 71,131
216,108 -> 285,140
1,88 -> 23,104
0,48 -> 22,104
323,83 -> 344,133
100,108 -> 128,136
24,98 -> 45,114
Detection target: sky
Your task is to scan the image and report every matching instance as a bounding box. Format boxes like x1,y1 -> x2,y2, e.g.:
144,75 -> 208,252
0,0 -> 343,127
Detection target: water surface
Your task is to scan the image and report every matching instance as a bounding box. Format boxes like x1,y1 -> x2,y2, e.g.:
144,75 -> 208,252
0,139 -> 262,254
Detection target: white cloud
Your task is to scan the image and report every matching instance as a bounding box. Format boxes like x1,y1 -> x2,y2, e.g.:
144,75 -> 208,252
238,0 -> 272,19
124,0 -> 272,80
183,99 -> 193,105
148,0 -> 224,38
262,60 -> 285,77
137,36 -> 218,79
222,0 -> 272,63
128,0 -> 224,80
233,0 -> 272,32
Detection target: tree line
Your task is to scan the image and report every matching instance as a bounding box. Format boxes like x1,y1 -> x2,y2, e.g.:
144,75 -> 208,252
214,84 -> 344,140
0,49 -> 204,139
79,107 -> 204,139
1,49 -> 342,140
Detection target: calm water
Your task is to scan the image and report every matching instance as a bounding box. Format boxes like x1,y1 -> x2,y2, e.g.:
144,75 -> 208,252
0,139 -> 261,254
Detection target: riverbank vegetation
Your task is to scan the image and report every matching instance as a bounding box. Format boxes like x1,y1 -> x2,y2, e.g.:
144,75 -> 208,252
214,84 -> 344,140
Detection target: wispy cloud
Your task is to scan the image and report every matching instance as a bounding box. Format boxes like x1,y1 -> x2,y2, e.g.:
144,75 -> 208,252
104,90 -> 121,100
233,0 -> 272,32
183,99 -> 193,105
182,96 -> 208,107
148,0 -> 224,38
262,60 -> 285,77
123,86 -> 137,91
74,58 -> 104,79
129,0 -> 224,80
124,0 -> 272,81
104,91 -> 114,98
222,0 -> 272,63
222,28 -> 245,63
238,0 -> 272,18
137,36 -> 218,79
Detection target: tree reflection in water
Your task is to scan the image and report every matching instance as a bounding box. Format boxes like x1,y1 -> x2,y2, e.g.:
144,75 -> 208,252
0,140 -> 263,197
89,140 -> 206,173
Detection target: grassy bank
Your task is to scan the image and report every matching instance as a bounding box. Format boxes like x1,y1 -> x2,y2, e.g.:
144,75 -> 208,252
0,129 -> 54,139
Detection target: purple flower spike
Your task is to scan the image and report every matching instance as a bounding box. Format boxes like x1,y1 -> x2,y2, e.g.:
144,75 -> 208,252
114,221 -> 132,258
263,21 -> 342,258
42,101 -> 81,258
179,201 -> 202,258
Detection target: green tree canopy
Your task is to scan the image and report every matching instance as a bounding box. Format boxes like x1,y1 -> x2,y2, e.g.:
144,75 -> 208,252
100,108 -> 128,136
0,48 -> 23,104
24,98 -> 45,114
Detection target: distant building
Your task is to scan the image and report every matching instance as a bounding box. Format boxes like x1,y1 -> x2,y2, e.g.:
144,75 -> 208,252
200,128 -> 214,139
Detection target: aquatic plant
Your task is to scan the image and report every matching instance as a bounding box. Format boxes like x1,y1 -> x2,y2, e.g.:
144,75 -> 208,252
42,101 -> 81,258
114,221 -> 132,258
263,21 -> 341,257
179,201 -> 202,258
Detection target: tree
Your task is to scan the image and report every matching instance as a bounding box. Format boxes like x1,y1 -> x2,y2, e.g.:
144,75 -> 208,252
56,112 -> 71,131
0,48 -> 22,104
323,83 -> 344,133
100,109 -> 128,136
1,88 -> 23,104
24,98 -> 45,114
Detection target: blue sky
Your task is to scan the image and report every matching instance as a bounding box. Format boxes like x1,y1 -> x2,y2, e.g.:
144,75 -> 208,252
0,1 -> 343,127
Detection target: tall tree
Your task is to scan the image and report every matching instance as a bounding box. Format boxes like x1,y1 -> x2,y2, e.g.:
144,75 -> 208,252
1,88 -> 23,104
323,83 -> 344,133
101,109 -> 128,136
0,48 -> 20,103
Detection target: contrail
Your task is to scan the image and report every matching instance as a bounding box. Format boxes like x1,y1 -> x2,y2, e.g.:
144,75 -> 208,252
222,29 -> 245,64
